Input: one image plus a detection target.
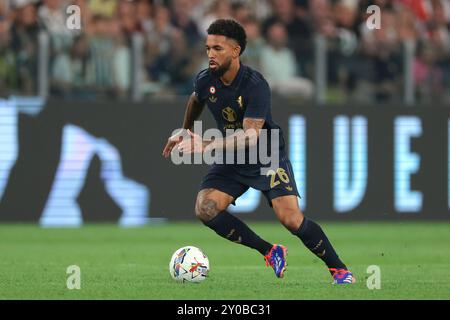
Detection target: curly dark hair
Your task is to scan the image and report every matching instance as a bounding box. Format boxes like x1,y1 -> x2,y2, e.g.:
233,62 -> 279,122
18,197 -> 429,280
207,19 -> 247,56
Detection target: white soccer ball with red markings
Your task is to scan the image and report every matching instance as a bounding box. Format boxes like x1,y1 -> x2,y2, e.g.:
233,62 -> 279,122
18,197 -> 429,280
169,246 -> 210,283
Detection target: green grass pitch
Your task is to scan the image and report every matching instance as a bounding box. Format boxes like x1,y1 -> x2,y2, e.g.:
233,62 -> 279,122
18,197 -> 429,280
0,222 -> 449,300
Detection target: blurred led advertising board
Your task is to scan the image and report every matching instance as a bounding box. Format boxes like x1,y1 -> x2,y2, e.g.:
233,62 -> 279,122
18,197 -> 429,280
0,98 -> 448,225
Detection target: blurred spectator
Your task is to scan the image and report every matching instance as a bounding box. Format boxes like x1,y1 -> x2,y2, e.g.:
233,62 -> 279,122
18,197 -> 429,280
326,1 -> 361,99
38,0 -> 74,51
189,0 -> 214,25
263,0 -> 312,43
137,0 -> 154,34
51,34 -> 94,97
146,4 -> 173,56
10,1 -> 39,95
198,0 -> 233,36
111,18 -> 132,98
82,14 -> 131,98
143,4 -> 174,94
245,0 -> 272,21
295,0 -> 309,20
333,1 -> 359,53
308,0 -> 333,36
147,29 -> 199,95
260,22 -> 313,98
361,8 -> 402,102
231,2 -> 251,23
85,15 -> 114,91
0,2 -> 17,96
414,41 -> 444,103
241,16 -> 264,70
38,0 -> 67,33
263,0 -> 313,67
170,0 -> 201,44
431,1 -> 450,91
117,0 -> 140,40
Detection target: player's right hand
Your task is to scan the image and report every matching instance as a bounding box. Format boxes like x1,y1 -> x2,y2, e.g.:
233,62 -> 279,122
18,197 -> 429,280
162,129 -> 187,158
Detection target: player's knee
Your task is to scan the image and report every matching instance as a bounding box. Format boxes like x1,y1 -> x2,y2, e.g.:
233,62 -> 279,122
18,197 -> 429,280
280,209 -> 304,232
195,198 -> 220,222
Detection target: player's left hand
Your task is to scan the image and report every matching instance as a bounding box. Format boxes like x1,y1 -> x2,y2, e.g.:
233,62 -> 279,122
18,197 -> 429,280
177,129 -> 204,154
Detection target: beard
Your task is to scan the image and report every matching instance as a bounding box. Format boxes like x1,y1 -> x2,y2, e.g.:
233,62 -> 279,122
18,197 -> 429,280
209,58 -> 232,78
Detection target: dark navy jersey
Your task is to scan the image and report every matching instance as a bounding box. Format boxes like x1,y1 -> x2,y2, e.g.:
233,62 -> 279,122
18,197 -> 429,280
193,63 -> 287,174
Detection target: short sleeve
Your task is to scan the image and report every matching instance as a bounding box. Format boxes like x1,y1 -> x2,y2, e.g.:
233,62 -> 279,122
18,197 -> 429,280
193,78 -> 201,101
244,80 -> 271,120
193,72 -> 207,105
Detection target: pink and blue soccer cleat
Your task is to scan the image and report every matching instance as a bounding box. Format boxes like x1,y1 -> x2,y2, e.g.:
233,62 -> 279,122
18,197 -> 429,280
264,244 -> 288,278
329,268 -> 356,284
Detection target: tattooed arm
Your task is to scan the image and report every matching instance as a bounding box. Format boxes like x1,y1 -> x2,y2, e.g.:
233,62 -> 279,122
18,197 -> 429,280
206,117 -> 265,152
175,117 -> 266,155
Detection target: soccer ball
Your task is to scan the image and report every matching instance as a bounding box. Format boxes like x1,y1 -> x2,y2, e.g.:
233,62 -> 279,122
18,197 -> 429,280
169,246 -> 210,283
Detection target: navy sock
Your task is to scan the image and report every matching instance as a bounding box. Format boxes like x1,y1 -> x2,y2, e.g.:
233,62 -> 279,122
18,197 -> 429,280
203,210 -> 273,256
293,218 -> 347,273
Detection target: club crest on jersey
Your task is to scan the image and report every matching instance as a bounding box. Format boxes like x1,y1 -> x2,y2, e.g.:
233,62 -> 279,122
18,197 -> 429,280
237,96 -> 244,109
209,86 -> 216,94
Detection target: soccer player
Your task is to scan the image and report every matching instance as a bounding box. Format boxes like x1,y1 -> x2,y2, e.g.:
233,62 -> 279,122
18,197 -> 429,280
162,19 -> 355,284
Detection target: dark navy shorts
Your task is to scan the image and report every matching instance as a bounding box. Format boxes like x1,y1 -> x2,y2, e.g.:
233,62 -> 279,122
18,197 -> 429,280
199,157 -> 301,207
